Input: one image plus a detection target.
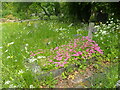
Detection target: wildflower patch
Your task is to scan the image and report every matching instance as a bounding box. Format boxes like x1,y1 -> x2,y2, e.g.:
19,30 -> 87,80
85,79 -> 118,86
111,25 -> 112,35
30,36 -> 103,71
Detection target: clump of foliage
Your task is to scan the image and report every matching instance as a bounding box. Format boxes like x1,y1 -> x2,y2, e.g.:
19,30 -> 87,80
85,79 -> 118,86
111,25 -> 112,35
30,36 -> 103,71
90,63 -> 118,88
93,19 -> 119,62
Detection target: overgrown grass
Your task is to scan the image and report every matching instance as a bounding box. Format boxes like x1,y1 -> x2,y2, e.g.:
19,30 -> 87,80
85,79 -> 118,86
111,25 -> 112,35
1,19 -> 119,88
2,20 -> 88,88
90,63 -> 118,88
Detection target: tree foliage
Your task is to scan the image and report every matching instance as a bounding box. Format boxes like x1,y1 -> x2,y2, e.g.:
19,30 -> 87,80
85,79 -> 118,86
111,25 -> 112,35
1,2 -> 120,21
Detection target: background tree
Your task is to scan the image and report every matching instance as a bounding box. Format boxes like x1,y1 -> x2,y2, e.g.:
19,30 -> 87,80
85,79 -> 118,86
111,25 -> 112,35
1,2 -> 120,22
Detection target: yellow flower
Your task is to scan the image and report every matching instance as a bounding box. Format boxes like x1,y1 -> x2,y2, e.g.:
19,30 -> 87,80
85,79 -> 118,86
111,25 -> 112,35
11,56 -> 13,58
7,44 -> 10,47
7,56 -> 13,59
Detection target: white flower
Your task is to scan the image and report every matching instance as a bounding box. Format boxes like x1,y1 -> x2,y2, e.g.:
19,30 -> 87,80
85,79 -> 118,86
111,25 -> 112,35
18,69 -> 24,74
59,27 -> 63,31
116,27 -> 119,30
7,56 -> 13,59
15,60 -> 18,62
68,23 -> 73,27
102,31 -> 107,35
37,56 -> 46,59
30,85 -> 35,88
94,25 -> 99,28
94,34 -> 98,37
0,47 -> 2,49
5,81 -> 10,84
25,44 -> 29,46
47,42 -> 51,45
106,21 -> 109,23
25,47 -> 27,51
28,58 -> 37,63
110,21 -> 113,23
108,24 -> 111,26
100,30 -> 103,33
5,50 -> 8,52
117,19 -> 119,22
59,33 -> 63,36
7,42 -> 14,46
55,29 -> 58,32
8,42 -> 14,45
9,84 -> 17,88
7,56 -> 11,59
100,37 -> 103,40
77,29 -> 81,32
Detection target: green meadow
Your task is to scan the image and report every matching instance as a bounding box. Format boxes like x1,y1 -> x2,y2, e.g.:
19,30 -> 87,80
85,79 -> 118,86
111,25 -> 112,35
1,19 -> 119,88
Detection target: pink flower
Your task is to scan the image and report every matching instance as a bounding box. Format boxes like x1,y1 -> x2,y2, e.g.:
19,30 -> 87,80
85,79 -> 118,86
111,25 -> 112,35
74,42 -> 77,47
50,49 -> 53,51
98,49 -> 103,54
82,56 -> 85,59
73,50 -> 77,53
86,49 -> 89,52
87,38 -> 92,42
73,53 -> 79,56
99,51 -> 103,54
56,57 -> 62,61
49,60 -> 53,62
85,36 -> 89,39
78,51 -> 82,55
54,62 -> 58,64
64,56 -> 70,61
54,47 -> 59,50
30,54 -> 36,56
90,49 -> 95,53
69,49 -> 73,52
36,52 -> 43,54
54,57 -> 56,59
66,48 -> 69,50
74,58 -> 78,60
61,45 -> 66,47
43,64 -> 46,66
94,44 -> 98,47
57,53 -> 62,56
63,62 -> 67,64
65,52 -> 69,56
57,62 -> 60,64
69,45 -> 73,48
94,47 -> 100,51
59,64 -> 64,67
30,51 -> 33,53
56,65 -> 58,67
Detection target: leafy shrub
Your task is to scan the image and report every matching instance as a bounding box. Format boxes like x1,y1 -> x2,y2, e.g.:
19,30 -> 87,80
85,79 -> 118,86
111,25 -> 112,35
93,19 -> 119,62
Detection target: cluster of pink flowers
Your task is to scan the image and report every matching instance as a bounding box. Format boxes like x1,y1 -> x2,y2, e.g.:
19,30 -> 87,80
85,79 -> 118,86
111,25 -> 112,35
30,49 -> 44,56
30,36 -> 103,68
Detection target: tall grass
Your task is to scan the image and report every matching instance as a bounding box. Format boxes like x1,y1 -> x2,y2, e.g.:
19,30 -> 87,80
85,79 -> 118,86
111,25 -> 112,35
2,20 -> 87,88
90,63 -> 118,88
